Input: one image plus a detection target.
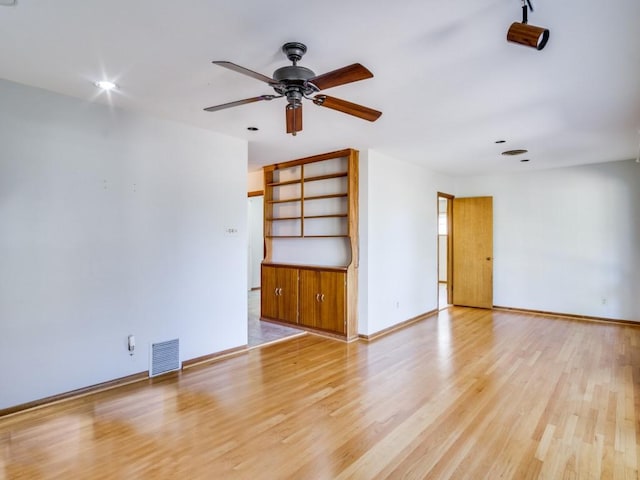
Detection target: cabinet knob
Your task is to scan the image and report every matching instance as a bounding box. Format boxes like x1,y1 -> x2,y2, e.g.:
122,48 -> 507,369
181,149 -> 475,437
321,294 -> 325,302
316,293 -> 321,302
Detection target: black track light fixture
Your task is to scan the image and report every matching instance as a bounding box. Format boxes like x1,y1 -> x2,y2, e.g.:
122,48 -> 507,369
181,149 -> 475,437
507,0 -> 549,50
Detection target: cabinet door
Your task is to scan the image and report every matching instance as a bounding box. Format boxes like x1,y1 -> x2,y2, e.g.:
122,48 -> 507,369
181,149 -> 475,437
277,267 -> 299,323
261,266 -> 298,323
299,270 -> 320,328
261,266 -> 279,320
317,271 -> 346,334
299,270 -> 346,333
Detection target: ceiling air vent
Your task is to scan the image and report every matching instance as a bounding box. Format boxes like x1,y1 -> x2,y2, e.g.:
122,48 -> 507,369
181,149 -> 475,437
150,338 -> 180,377
501,149 -> 528,156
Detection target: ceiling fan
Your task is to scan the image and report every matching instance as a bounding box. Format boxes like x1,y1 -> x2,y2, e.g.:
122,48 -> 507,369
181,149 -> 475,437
204,42 -> 382,136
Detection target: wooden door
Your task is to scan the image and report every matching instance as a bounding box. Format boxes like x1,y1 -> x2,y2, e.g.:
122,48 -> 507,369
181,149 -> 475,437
452,197 -> 493,309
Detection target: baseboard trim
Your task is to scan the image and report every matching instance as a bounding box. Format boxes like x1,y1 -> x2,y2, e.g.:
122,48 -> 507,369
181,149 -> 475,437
359,308 -> 439,341
0,371 -> 149,418
259,317 -> 353,342
493,305 -> 640,327
1,343 -> 282,418
182,345 -> 248,370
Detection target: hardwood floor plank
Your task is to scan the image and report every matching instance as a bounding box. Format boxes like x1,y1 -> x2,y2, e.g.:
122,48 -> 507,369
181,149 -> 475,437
2,307 -> 640,479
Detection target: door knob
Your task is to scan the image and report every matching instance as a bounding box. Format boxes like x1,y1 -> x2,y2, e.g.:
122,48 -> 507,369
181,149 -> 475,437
486,257 -> 492,261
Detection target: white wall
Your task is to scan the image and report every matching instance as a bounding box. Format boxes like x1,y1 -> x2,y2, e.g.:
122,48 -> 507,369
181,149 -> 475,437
454,160 -> 640,321
0,79 -> 248,409
360,150 -> 454,336
247,196 -> 263,289
247,170 -> 263,192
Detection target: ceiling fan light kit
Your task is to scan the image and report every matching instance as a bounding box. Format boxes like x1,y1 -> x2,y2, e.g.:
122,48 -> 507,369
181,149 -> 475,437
204,42 -> 381,136
507,0 -> 549,50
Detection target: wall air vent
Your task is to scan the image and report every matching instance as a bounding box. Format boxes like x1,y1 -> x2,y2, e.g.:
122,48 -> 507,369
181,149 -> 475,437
150,339 -> 180,377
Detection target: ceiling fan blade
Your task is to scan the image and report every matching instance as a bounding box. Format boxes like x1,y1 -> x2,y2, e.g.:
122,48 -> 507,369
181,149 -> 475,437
313,95 -> 382,122
286,104 -> 303,135
204,95 -> 276,112
212,61 -> 277,84
308,63 -> 373,91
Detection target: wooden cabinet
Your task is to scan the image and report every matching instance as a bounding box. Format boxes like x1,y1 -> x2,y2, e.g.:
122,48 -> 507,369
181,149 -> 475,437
261,149 -> 359,341
261,266 -> 298,323
261,265 -> 347,335
299,269 -> 346,334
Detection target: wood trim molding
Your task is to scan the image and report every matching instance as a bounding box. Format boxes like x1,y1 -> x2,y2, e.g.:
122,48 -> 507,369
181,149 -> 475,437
0,371 -> 149,418
493,305 -> 640,327
182,345 -> 248,370
248,190 -> 263,197
259,317 -> 355,342
358,309 -> 439,341
264,148 -> 354,171
262,262 -> 347,273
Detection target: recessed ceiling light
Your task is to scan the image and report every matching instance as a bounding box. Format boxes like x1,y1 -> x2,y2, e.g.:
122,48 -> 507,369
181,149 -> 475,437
94,80 -> 117,91
247,127 -> 259,131
501,149 -> 528,156
494,140 -> 506,144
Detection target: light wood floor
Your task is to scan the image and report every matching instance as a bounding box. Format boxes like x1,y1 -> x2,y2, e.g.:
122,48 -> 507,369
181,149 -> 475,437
248,289 -> 304,347
2,307 -> 640,479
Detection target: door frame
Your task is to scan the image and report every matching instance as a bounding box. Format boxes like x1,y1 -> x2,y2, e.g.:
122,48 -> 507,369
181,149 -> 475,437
247,190 -> 264,292
437,192 -> 454,308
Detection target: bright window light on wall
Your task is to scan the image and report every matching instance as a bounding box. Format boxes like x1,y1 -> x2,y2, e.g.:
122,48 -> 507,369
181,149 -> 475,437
438,213 -> 448,235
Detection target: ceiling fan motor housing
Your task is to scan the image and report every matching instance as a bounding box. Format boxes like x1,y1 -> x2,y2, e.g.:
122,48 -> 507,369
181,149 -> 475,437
272,65 -> 317,105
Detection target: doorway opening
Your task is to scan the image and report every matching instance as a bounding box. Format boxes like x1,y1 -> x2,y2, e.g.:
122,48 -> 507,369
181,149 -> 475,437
437,193 -> 454,310
247,191 -> 304,347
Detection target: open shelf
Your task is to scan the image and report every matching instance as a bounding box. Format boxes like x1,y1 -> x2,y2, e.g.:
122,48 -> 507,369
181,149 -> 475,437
267,216 -> 302,221
303,172 -> 348,183
267,178 -> 302,187
267,197 -> 302,205
303,235 -> 349,238
303,214 -> 348,219
303,193 -> 348,202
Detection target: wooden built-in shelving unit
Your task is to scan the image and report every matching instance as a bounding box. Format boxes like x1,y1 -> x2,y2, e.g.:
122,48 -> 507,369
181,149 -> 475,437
261,148 -> 359,341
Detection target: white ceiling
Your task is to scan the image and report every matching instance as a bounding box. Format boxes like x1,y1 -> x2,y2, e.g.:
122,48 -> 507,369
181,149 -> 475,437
1,0 -> 639,175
